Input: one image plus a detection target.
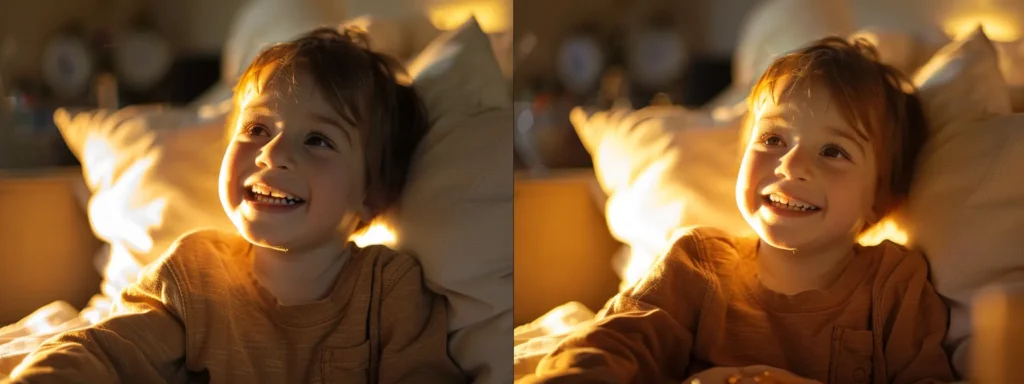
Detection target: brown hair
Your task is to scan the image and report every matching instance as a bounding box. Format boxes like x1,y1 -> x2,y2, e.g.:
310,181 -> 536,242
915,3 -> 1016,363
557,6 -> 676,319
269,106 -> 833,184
743,36 -> 927,223
229,27 -> 428,224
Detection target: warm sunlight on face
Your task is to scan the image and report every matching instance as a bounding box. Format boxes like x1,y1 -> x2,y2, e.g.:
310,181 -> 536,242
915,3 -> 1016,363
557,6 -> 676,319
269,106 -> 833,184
219,63 -> 366,252
736,78 -> 878,253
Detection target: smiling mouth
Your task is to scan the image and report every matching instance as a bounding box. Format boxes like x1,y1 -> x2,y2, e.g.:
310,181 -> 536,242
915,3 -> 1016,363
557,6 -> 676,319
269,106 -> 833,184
762,193 -> 821,212
244,184 -> 306,206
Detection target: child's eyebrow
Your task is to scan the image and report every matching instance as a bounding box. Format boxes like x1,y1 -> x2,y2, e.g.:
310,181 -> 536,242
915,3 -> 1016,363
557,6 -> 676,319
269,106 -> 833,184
242,104 -> 273,118
756,114 -> 789,127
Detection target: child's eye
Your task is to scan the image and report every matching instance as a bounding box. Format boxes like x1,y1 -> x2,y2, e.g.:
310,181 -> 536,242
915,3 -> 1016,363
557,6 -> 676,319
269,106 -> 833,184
757,132 -> 785,147
821,144 -> 851,160
243,124 -> 269,137
305,133 -> 336,149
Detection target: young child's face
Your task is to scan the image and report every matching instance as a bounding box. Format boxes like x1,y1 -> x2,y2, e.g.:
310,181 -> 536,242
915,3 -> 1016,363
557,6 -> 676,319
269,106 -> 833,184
736,78 -> 878,252
220,64 -> 366,251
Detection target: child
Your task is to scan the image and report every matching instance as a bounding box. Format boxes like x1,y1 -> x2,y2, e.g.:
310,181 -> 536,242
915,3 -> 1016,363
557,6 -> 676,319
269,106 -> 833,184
521,37 -> 955,384
6,28 -> 465,383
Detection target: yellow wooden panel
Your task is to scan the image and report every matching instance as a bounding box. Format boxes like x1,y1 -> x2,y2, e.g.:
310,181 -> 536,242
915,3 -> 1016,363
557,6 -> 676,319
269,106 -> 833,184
0,168 -> 103,325
514,169 -> 621,326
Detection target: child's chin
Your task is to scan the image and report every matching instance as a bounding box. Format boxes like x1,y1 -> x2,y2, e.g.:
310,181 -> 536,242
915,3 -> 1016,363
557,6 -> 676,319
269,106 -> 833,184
238,225 -> 302,251
755,227 -> 812,251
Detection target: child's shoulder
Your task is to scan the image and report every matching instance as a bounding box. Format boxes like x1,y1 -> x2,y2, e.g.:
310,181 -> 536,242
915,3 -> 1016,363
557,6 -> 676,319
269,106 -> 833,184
666,226 -> 754,260
356,244 -> 427,292
861,240 -> 933,289
155,229 -> 250,273
166,229 -> 249,258
173,228 -> 249,251
658,226 -> 754,276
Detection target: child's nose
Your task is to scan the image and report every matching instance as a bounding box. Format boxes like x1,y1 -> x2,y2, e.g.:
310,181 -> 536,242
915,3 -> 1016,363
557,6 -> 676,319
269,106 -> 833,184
775,146 -> 811,181
255,135 -> 297,170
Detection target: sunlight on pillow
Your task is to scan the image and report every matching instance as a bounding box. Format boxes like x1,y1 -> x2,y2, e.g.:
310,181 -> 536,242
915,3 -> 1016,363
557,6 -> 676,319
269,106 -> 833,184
350,219 -> 398,248
81,137 -> 119,189
86,152 -> 166,255
856,217 -> 910,247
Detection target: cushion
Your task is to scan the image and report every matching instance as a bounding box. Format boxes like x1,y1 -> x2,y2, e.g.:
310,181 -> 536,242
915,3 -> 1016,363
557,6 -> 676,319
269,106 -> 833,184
850,27 -> 918,75
220,0 -> 346,87
340,13 -> 444,63
705,0 -> 854,110
993,39 -> 1024,112
912,28 -> 1011,133
731,0 -> 855,92
571,106 -> 749,287
54,103 -> 236,300
896,27 -> 1017,377
396,18 -> 512,383
575,27 -> 1020,378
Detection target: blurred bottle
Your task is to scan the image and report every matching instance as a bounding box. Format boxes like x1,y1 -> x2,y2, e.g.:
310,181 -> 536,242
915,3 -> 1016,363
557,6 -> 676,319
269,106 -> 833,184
597,66 -> 632,110
95,73 -> 119,110
650,92 -> 673,107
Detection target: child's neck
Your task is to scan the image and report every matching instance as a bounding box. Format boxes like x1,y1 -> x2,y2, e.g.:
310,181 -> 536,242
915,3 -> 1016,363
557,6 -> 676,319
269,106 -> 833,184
755,240 -> 856,295
251,238 -> 351,306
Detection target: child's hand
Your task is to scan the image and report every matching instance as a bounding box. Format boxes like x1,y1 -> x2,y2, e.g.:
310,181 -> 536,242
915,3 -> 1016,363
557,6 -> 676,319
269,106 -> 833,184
682,365 -> 823,384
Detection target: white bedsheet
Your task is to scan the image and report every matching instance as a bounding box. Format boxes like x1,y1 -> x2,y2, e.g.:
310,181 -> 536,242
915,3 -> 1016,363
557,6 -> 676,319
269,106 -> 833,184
512,301 -> 600,381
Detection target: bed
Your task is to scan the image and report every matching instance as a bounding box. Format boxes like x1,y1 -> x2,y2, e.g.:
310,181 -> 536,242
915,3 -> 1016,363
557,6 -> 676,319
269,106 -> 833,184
0,0 -> 514,382
513,0 -> 1024,382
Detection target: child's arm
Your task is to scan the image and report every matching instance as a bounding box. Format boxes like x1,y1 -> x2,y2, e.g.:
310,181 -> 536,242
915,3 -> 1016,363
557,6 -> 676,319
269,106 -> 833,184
6,261 -> 188,383
880,251 -> 956,384
378,257 -> 466,384
518,231 -> 712,384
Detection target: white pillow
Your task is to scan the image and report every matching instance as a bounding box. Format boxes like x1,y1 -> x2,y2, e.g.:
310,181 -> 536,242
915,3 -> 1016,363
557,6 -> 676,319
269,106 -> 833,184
397,18 -> 512,384
913,28 -> 1011,133
895,28 -> 1017,378
54,103 -> 236,300
196,0 -> 347,106
705,0 -> 853,110
575,28 -> 1020,379
340,13 -> 443,62
571,106 -> 749,286
896,113 -> 1024,378
993,39 -> 1024,112
220,0 -> 346,87
850,27 -> 918,75
731,0 -> 855,92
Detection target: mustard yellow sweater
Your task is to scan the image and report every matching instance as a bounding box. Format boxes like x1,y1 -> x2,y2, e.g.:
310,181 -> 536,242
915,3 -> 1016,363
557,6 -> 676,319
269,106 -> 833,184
7,229 -> 464,383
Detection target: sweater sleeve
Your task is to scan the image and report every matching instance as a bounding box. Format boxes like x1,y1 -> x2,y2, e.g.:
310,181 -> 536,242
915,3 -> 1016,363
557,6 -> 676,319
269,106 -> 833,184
378,256 -> 466,384
5,256 -> 190,384
879,251 -> 955,384
519,229 -> 715,384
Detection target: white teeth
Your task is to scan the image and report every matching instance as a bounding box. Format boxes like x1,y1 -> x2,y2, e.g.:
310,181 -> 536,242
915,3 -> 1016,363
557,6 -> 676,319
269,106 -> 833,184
254,194 -> 297,205
247,184 -> 303,204
249,187 -> 302,205
767,193 -> 819,211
